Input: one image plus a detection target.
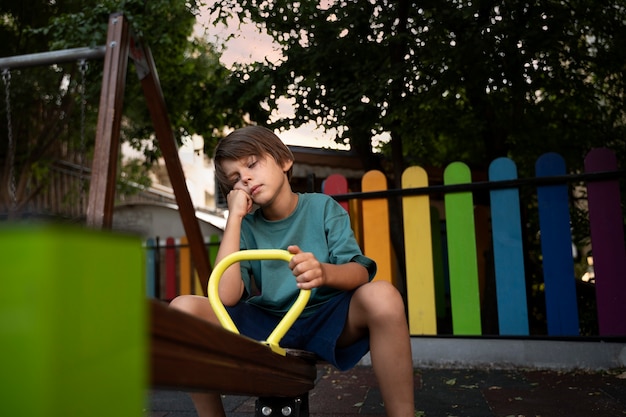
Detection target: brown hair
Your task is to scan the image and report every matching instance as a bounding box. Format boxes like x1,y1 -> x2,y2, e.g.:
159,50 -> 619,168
214,126 -> 294,193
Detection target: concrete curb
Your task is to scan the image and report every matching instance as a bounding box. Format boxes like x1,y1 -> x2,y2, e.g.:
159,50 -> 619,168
357,338 -> 626,370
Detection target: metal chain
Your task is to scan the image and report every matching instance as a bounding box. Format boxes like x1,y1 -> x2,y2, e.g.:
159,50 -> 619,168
78,59 -> 88,208
2,68 -> 17,210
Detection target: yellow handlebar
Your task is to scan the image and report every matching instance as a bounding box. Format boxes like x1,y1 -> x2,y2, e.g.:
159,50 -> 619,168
207,249 -> 311,355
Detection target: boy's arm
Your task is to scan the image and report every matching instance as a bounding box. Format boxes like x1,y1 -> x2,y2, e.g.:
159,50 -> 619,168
215,189 -> 251,306
288,245 -> 369,291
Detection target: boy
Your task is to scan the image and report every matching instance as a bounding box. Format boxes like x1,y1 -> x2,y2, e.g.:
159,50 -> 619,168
170,126 -> 414,417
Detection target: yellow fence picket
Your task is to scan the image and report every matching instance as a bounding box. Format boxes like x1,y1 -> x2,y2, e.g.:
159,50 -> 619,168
402,166 -> 437,335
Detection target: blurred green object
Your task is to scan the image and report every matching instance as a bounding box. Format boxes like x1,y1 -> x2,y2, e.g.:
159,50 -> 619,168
0,225 -> 146,416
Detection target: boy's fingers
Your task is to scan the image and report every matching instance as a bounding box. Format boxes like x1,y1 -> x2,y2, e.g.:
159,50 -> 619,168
288,245 -> 302,254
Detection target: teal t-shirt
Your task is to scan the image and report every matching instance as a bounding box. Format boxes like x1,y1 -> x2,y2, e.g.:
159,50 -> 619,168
239,192 -> 376,317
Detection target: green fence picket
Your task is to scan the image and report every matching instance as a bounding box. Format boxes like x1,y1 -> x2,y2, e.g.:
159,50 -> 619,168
444,162 -> 482,335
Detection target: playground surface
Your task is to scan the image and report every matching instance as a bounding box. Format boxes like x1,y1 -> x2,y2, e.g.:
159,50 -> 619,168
149,364 -> 626,417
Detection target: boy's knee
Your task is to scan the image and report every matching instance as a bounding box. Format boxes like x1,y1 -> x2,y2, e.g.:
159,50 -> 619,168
367,280 -> 402,302
170,295 -> 213,320
359,281 -> 405,315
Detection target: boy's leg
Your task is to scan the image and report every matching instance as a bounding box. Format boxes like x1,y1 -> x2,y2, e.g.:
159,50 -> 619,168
339,281 -> 414,417
169,295 -> 227,417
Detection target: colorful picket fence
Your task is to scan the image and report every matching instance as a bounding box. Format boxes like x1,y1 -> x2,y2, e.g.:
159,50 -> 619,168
324,148 -> 625,338
146,148 -> 625,339
145,235 -> 221,299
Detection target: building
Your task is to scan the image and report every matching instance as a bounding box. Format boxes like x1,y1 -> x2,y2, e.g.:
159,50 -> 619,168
112,142 -> 366,240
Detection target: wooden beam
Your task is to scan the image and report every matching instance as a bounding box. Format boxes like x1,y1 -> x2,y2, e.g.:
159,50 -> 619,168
0,46 -> 106,70
150,300 -> 317,396
129,35 -> 212,294
86,13 -> 130,228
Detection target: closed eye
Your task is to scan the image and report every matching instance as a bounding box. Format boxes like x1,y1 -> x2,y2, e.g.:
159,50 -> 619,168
225,156 -> 258,188
228,176 -> 240,187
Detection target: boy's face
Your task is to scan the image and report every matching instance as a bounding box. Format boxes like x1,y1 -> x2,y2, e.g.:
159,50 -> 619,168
221,154 -> 293,205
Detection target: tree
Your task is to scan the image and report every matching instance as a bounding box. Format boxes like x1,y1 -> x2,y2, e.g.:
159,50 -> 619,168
209,0 -> 626,305
210,0 -> 626,180
0,0 -> 256,218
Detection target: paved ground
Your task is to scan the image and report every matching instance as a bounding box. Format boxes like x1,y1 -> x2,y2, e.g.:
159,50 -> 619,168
149,365 -> 626,417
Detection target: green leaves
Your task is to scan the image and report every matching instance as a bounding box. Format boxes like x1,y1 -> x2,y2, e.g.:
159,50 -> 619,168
210,0 -> 626,176
0,0 -> 250,215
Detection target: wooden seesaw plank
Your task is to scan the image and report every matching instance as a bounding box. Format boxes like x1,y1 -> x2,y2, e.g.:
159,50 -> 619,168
150,300 -> 317,397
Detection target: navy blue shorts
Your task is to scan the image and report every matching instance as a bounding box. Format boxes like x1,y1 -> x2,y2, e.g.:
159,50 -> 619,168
225,290 -> 370,371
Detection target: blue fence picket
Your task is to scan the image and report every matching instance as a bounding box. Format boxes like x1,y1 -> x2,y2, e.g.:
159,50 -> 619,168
488,157 -> 529,336
535,153 -> 579,336
584,148 -> 626,336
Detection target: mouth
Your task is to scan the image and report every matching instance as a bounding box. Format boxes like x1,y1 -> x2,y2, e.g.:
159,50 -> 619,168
250,185 -> 261,196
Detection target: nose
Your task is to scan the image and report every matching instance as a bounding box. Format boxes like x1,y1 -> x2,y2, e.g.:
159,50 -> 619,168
234,170 -> 252,189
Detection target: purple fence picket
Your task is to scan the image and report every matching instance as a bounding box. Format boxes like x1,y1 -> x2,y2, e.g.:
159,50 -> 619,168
584,148 -> 626,336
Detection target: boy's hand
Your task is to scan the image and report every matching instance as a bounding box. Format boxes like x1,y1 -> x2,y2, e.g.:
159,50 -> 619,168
227,189 -> 253,218
288,245 -> 325,289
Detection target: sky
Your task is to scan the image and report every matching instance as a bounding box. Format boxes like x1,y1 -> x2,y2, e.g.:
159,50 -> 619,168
193,3 -> 349,150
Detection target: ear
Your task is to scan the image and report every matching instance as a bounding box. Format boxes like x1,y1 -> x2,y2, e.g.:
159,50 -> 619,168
282,158 -> 294,173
